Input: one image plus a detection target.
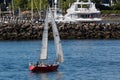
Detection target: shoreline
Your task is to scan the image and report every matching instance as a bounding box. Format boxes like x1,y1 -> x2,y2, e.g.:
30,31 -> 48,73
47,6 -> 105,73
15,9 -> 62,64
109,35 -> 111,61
0,22 -> 120,40
101,14 -> 120,21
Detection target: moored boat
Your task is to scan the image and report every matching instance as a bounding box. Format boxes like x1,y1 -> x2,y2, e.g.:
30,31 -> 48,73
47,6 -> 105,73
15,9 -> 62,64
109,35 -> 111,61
50,0 -> 102,23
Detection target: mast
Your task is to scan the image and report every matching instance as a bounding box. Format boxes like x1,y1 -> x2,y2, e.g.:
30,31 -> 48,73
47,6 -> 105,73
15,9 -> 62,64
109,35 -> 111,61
4,0 -> 6,5
33,0 -> 41,17
88,0 -> 91,2
54,0 -> 57,19
39,0 -> 41,19
52,0 -> 54,7
0,8 -> 1,19
77,0 -> 79,2
31,0 -> 33,21
18,7 -> 21,20
12,0 -> 14,19
49,8 -> 64,63
40,9 -> 48,60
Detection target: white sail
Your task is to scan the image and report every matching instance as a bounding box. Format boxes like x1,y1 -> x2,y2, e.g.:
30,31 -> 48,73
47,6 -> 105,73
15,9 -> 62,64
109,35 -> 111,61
40,10 -> 48,60
49,8 -> 64,63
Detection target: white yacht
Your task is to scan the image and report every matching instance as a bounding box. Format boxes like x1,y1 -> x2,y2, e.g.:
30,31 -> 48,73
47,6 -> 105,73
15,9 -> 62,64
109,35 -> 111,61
53,0 -> 102,23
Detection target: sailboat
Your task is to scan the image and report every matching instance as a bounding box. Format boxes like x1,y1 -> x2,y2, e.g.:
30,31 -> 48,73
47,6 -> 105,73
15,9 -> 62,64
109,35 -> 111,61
29,7 -> 64,72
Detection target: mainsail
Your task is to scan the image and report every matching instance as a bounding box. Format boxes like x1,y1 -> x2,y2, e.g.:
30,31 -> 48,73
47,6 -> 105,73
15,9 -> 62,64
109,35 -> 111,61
49,8 -> 64,63
40,10 -> 48,60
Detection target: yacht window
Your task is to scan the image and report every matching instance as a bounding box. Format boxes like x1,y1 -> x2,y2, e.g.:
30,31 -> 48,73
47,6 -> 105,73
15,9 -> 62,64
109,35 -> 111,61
81,14 -> 87,18
78,4 -> 89,8
78,14 -> 81,18
91,13 -> 99,18
68,14 -> 74,19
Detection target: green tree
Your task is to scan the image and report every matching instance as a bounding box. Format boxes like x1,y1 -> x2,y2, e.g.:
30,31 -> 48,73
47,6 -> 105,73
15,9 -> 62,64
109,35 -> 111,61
111,2 -> 120,10
8,0 -> 28,10
27,0 -> 48,10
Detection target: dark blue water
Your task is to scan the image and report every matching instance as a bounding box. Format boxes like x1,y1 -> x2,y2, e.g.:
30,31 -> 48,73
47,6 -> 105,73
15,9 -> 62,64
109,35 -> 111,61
0,40 -> 120,80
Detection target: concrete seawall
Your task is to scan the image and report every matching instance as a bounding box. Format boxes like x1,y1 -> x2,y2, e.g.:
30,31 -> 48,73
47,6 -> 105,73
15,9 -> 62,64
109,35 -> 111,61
0,22 -> 120,40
